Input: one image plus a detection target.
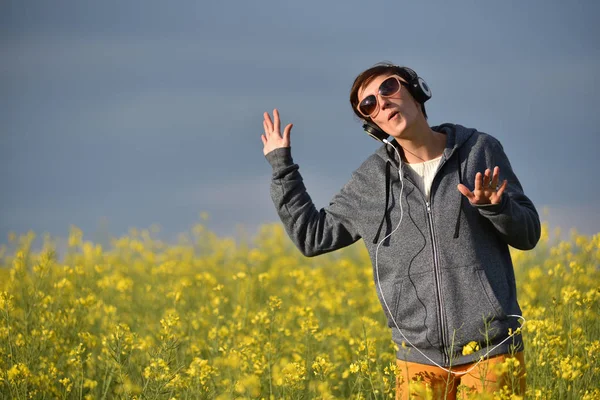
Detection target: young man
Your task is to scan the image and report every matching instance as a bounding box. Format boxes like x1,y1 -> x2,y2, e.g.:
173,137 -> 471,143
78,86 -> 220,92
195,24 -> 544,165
261,63 -> 540,398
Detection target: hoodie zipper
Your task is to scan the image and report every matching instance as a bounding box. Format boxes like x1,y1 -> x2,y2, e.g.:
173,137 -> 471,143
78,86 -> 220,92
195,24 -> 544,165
426,201 -> 449,365
394,144 -> 457,366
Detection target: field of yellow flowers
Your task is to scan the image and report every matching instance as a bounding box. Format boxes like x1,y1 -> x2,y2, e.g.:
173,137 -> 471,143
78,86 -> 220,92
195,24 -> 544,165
0,222 -> 598,399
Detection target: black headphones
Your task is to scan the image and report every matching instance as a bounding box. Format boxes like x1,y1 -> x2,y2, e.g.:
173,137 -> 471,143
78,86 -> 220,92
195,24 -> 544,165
362,66 -> 432,143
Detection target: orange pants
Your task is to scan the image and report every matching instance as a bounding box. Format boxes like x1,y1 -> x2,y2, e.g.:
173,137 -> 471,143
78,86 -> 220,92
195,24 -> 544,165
396,352 -> 525,400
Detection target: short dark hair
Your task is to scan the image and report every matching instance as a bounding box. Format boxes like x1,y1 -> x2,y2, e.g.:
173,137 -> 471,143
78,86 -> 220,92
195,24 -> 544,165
349,62 -> 428,121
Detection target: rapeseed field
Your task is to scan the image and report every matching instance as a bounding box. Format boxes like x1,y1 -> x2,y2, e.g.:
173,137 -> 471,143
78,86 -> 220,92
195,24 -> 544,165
0,222 -> 598,399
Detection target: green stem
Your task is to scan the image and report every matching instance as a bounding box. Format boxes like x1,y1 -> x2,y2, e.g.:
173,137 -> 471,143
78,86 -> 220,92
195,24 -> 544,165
100,368 -> 114,400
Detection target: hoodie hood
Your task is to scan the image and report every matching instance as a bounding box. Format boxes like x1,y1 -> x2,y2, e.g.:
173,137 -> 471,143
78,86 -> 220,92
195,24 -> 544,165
373,123 -> 478,167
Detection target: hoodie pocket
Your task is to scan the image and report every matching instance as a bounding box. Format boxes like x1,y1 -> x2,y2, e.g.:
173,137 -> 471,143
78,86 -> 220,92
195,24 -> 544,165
441,267 -> 507,348
476,269 -> 507,319
391,272 -> 441,349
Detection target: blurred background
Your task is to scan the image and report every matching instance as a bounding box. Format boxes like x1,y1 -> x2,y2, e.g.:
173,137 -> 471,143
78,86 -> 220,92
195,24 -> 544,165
1,0 -> 599,248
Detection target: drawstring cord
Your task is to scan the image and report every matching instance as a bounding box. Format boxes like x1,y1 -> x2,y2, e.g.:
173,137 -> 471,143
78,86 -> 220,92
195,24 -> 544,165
373,162 -> 392,244
453,148 -> 463,239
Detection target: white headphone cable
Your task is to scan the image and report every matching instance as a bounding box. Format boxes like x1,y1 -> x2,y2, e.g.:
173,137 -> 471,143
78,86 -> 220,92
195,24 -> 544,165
378,139 -> 525,376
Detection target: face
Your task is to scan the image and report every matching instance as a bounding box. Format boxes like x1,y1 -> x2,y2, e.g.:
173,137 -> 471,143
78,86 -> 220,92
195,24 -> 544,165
357,74 -> 422,138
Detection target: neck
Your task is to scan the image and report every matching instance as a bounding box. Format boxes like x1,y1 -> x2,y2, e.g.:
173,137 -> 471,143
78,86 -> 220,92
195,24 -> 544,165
394,118 -> 445,163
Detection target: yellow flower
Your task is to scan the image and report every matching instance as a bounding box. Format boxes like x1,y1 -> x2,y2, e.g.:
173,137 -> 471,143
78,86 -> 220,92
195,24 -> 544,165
1,220 -> 598,399
312,355 -> 333,378
268,295 -> 282,312
462,341 -> 480,356
83,379 -> 98,389
280,361 -> 306,388
0,292 -> 14,311
7,363 -> 31,383
68,226 -> 83,247
556,355 -> 583,381
234,374 -> 261,397
59,377 -> 73,393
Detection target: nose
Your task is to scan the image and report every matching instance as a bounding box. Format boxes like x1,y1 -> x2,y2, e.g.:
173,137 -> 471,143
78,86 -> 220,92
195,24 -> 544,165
378,94 -> 392,111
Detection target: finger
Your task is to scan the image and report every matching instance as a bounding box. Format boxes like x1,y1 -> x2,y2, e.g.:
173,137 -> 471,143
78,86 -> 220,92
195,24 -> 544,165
496,179 -> 508,198
264,112 -> 274,132
273,108 -> 281,133
283,123 -> 293,144
482,169 -> 491,189
474,172 -> 483,191
457,184 -> 475,202
490,166 -> 500,190
261,134 -> 267,146
263,120 -> 270,138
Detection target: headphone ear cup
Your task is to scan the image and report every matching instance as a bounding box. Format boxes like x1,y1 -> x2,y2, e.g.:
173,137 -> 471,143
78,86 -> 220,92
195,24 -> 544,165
396,66 -> 432,104
418,77 -> 432,97
363,122 -> 388,142
414,77 -> 432,103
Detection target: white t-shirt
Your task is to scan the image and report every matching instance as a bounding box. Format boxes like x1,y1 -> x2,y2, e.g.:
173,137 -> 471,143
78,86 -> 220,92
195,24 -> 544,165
405,156 -> 442,201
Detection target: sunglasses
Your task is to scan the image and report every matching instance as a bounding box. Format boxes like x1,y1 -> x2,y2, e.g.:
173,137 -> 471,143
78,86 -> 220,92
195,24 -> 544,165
357,75 -> 409,118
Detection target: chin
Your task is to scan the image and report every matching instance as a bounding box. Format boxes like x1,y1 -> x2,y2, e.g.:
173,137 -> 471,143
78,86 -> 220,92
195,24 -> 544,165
387,122 -> 408,138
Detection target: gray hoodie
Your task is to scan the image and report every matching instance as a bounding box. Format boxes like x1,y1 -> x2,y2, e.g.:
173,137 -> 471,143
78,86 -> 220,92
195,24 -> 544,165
265,123 -> 540,366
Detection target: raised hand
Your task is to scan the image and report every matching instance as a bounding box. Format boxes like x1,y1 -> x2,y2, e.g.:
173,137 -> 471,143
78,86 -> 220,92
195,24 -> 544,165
261,109 -> 293,156
457,166 -> 508,205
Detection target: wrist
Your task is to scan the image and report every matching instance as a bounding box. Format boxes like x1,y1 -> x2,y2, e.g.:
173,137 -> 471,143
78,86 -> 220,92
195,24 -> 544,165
265,147 -> 294,169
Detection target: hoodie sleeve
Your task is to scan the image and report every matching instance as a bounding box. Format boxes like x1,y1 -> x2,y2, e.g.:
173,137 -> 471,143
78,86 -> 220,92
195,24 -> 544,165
472,139 -> 541,250
265,147 -> 361,257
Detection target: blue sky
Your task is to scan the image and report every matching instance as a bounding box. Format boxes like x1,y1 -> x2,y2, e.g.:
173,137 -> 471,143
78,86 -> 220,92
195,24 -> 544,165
1,0 -> 599,247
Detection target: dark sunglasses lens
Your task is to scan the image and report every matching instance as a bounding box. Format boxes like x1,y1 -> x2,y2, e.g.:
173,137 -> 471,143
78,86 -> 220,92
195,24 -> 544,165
379,77 -> 400,96
359,95 -> 377,116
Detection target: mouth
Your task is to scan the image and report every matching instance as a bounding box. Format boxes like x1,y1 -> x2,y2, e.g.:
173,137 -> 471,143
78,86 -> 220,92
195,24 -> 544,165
388,111 -> 399,121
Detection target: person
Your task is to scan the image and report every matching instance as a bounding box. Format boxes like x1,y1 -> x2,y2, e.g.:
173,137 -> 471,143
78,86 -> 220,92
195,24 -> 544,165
260,62 -> 540,399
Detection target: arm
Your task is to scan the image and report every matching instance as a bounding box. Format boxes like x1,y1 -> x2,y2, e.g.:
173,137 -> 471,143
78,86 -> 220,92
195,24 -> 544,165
457,139 -> 541,250
267,148 -> 360,256
262,110 -> 361,257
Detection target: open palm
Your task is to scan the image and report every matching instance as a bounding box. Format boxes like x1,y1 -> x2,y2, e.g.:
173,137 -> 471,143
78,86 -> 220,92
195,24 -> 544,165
457,166 -> 508,205
261,109 -> 293,156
